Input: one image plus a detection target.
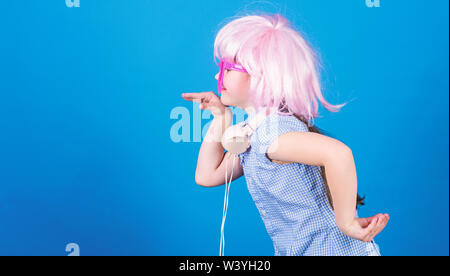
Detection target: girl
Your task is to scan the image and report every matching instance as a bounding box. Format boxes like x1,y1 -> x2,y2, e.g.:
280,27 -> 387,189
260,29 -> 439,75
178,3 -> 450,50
182,13 -> 389,256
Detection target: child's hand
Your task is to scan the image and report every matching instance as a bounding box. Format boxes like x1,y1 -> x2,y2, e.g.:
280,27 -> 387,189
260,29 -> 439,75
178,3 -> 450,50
181,92 -> 230,117
340,213 -> 390,242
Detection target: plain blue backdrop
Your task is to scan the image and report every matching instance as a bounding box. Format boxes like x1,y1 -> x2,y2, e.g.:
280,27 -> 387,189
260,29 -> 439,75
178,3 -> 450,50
0,0 -> 448,256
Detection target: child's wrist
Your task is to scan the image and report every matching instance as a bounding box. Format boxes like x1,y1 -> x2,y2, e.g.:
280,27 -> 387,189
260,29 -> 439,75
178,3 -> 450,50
213,108 -> 233,126
212,106 -> 232,118
205,108 -> 232,143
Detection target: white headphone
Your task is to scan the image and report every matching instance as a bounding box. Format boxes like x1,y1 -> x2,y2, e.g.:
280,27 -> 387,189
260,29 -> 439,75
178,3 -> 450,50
221,109 -> 271,154
218,109 -> 270,256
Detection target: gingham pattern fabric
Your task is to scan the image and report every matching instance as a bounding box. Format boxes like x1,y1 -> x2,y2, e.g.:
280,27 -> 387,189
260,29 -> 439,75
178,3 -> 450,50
237,112 -> 379,256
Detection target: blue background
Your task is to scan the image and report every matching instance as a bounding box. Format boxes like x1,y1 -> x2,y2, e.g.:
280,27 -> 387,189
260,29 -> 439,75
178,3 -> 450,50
0,0 -> 448,256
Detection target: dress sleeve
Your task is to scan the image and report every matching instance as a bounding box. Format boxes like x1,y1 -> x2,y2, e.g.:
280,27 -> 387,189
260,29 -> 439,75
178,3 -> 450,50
236,117 -> 250,166
237,152 -> 245,166
251,114 -> 310,156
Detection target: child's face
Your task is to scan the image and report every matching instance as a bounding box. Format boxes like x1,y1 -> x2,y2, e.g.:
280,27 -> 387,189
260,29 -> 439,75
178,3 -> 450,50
215,63 -> 251,109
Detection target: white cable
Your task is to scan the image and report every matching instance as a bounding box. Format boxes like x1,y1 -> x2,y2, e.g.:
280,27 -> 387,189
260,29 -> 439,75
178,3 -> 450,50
219,154 -> 229,256
220,153 -> 236,256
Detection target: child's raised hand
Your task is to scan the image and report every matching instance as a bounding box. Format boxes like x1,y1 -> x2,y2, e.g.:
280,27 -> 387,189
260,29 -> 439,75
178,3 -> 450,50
181,92 -> 229,117
340,213 -> 390,242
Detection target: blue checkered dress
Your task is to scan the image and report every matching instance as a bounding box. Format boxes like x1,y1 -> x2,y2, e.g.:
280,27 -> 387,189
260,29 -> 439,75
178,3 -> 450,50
237,112 -> 380,256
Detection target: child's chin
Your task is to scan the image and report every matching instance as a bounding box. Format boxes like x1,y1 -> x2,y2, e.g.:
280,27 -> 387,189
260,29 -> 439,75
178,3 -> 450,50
220,95 -> 241,108
220,96 -> 232,106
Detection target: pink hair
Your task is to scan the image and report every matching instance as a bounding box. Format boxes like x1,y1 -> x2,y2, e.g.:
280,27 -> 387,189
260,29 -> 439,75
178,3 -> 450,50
214,13 -> 347,127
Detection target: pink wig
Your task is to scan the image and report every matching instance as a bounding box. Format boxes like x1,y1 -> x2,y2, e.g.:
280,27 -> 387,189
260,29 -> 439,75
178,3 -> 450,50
214,14 -> 347,127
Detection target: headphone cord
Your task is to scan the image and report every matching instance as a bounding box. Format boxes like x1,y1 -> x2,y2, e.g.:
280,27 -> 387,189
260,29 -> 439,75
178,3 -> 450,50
220,153 -> 236,256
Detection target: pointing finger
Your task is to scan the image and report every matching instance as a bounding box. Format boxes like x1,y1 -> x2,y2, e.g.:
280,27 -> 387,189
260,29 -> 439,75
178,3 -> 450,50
182,92 -> 212,98
182,92 -> 212,103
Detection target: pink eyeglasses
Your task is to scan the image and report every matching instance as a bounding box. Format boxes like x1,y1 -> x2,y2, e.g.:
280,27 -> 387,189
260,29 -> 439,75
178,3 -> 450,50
217,57 -> 248,94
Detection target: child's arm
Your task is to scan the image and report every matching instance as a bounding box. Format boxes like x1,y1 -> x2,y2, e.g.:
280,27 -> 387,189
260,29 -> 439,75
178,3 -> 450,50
266,131 -> 389,242
195,109 -> 244,187
182,92 -> 244,187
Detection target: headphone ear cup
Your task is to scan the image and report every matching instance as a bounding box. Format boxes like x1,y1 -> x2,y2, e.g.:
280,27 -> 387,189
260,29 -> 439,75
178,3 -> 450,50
221,124 -> 251,154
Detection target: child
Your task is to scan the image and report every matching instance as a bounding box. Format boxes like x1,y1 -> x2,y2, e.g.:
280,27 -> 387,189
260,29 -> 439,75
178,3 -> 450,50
182,13 -> 389,256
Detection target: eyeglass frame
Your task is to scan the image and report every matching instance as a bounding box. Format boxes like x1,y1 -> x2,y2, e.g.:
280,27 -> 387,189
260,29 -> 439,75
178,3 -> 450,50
217,57 -> 249,94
